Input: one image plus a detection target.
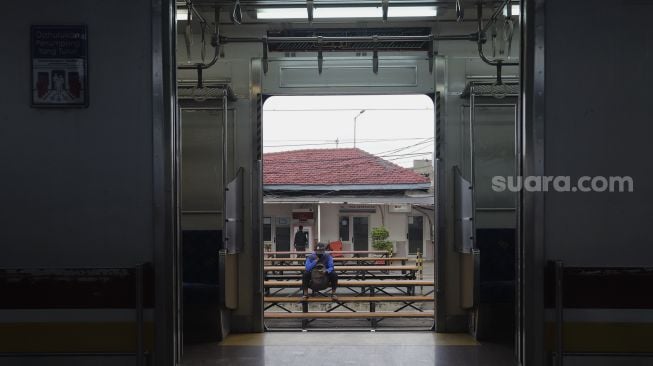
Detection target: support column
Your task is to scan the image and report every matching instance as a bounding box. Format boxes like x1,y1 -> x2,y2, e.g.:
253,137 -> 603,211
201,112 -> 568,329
317,203 -> 321,243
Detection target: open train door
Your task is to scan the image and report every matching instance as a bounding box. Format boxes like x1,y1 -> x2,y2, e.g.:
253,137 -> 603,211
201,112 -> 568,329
255,35 -> 443,330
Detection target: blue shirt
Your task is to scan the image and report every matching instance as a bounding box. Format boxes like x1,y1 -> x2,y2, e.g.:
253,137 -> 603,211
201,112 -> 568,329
305,252 -> 334,273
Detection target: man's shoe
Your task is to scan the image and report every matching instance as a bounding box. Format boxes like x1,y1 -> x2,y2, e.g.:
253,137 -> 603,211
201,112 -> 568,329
331,294 -> 338,301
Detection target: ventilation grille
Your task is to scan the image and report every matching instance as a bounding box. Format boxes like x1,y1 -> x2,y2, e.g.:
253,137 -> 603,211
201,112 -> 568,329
267,27 -> 431,52
177,80 -> 237,101
461,82 -> 519,99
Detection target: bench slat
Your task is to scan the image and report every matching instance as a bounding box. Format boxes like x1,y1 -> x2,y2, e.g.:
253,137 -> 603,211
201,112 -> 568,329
266,274 -> 412,279
264,265 -> 417,272
265,296 -> 434,303
265,257 -> 409,262
266,251 -> 389,255
265,280 -> 434,287
265,311 -> 434,319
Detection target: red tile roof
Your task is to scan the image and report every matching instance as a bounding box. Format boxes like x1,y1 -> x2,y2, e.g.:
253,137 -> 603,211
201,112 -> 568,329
263,148 -> 430,187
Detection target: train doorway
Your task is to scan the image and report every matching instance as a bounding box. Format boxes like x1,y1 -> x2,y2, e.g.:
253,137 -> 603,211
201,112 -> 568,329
173,1 -> 523,363
260,94 -> 437,331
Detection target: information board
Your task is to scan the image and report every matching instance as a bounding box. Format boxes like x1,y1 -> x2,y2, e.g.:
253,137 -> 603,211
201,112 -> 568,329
31,25 -> 88,107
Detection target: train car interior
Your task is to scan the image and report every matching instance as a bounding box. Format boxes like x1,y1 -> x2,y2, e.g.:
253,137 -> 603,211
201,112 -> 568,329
177,0 -> 518,362
2,0 -> 652,366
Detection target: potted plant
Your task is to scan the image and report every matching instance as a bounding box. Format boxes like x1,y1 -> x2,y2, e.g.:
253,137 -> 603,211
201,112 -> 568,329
371,226 -> 393,256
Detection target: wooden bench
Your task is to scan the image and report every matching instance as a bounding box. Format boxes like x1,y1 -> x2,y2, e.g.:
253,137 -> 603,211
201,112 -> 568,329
265,295 -> 433,303
264,290 -> 435,329
265,311 -> 434,319
265,279 -> 433,287
264,265 -> 418,280
263,265 -> 417,272
265,309 -> 435,329
265,250 -> 390,258
264,295 -> 434,313
265,257 -> 409,266
264,279 -> 434,297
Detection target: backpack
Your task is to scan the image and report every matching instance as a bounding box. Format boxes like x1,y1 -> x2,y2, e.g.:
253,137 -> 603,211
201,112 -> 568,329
310,263 -> 329,291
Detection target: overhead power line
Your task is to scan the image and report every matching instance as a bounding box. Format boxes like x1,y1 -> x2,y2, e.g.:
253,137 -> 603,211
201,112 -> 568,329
375,137 -> 434,156
265,137 -> 434,163
263,137 -> 434,170
264,137 -> 434,148
266,151 -> 432,166
266,137 -> 430,143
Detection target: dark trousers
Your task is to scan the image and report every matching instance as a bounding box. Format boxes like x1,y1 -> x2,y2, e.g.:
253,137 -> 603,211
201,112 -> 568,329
302,270 -> 338,291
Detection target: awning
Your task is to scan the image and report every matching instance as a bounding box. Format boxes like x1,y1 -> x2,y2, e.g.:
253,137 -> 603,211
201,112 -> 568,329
263,195 -> 434,205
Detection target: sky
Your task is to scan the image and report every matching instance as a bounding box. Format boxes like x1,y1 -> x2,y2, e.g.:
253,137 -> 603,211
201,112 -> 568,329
263,95 -> 435,168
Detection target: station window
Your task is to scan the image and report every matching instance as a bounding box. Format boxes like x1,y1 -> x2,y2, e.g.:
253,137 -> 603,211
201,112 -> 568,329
263,217 -> 272,241
339,216 -> 350,241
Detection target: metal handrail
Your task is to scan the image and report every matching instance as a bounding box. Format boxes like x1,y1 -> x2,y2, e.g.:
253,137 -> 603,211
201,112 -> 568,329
220,34 -> 477,44
177,3 -> 220,70
476,0 -> 519,67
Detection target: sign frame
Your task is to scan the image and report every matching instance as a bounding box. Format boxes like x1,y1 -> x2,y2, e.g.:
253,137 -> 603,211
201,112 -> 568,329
30,25 -> 89,108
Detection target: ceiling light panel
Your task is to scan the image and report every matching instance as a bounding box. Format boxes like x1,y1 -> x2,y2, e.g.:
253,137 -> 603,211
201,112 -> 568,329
257,6 -> 437,20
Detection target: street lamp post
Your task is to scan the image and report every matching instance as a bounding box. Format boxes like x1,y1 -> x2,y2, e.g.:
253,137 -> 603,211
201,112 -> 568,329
353,109 -> 366,148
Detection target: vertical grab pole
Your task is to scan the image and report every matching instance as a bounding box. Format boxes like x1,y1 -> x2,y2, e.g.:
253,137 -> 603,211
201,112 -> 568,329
469,88 -> 476,249
222,90 -> 229,251
555,261 -> 564,366
135,264 -> 144,366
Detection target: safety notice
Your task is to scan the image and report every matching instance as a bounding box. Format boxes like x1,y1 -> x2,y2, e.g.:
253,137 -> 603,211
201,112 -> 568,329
31,25 -> 88,107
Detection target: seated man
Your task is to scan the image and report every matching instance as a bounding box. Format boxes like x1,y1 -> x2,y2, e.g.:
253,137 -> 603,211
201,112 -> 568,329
302,242 -> 338,301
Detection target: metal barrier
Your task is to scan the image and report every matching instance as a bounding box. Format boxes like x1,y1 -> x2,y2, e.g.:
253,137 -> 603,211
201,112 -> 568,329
0,264 -> 149,365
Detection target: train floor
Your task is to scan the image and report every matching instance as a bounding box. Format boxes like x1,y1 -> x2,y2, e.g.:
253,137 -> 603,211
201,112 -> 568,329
182,332 -> 515,366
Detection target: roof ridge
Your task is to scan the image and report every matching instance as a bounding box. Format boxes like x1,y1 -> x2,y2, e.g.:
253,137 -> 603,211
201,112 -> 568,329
264,147 -> 360,155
